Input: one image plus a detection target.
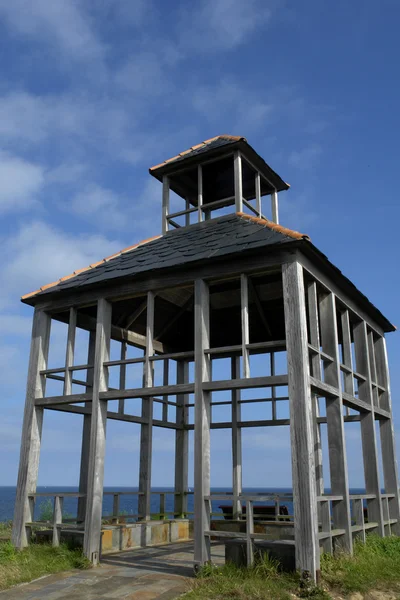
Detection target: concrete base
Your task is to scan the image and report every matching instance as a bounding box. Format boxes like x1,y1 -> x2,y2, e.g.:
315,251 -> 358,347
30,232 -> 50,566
34,519 -> 191,555
101,519 -> 191,554
225,538 -> 296,572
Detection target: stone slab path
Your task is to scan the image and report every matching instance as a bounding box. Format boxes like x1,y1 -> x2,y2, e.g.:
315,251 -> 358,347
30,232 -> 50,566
1,542 -> 224,600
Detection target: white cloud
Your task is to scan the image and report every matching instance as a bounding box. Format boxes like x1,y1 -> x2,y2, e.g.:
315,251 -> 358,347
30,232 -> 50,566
0,91 -> 131,153
192,80 -> 274,132
68,183 -> 128,230
179,0 -> 272,51
47,162 -> 89,185
0,152 -> 44,212
0,0 -> 104,61
288,144 -> 322,170
1,220 -> 123,307
115,52 -> 173,96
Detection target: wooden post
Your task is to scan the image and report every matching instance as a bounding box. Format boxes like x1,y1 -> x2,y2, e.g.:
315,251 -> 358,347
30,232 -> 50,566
12,308 -> 51,549
112,494 -> 120,524
375,336 -> 400,534
353,320 -> 384,536
52,496 -> 64,547
246,500 -> 254,567
241,274 -> 250,378
77,331 -> 96,524
341,310 -> 355,397
307,281 -> 324,500
198,165 -> 203,223
185,198 -> 190,227
319,292 -> 352,553
282,261 -> 319,580
271,190 -> 279,224
234,151 -> 243,213
118,342 -> 126,415
83,298 -> 112,564
231,357 -> 242,519
162,359 -> 169,423
63,307 -> 76,396
255,172 -> 261,217
175,360 -> 189,518
194,279 -> 211,568
162,175 -> 170,234
138,291 -> 154,521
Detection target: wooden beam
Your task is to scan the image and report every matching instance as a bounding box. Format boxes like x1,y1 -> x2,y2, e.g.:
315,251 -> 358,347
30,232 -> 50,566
248,277 -> 272,338
255,172 -> 261,217
194,279 -> 211,568
307,281 -> 324,500
12,309 -> 51,549
298,252 -> 386,337
34,248 -> 290,314
341,310 -> 355,397
77,331 -> 95,523
282,261 -> 319,580
271,190 -> 279,224
75,312 -> 167,354
198,165 -> 203,223
162,175 -> 170,234
123,299 -> 147,330
154,295 -> 193,341
83,298 -> 111,564
118,342 -> 126,415
231,357 -> 242,519
241,274 -> 250,378
353,320 -> 385,536
138,291 -> 154,520
174,360 -> 189,517
319,292 -> 352,553
203,375 -> 287,392
63,307 -> 76,396
234,151 -> 243,212
375,335 -> 400,534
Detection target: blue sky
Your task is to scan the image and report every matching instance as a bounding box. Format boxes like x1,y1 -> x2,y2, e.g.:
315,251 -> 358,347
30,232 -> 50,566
0,0 -> 399,491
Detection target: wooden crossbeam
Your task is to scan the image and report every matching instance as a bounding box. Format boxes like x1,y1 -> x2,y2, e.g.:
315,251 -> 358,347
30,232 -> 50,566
120,299 -> 147,329
248,278 -> 272,338
154,295 -> 193,341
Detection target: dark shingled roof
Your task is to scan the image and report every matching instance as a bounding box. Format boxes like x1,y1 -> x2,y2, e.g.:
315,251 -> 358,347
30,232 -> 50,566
22,214 -> 306,300
150,135 -> 244,170
149,135 -> 290,193
21,213 -> 396,333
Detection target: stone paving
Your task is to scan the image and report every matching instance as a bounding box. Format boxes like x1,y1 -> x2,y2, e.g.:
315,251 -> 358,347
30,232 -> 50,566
1,542 -> 225,600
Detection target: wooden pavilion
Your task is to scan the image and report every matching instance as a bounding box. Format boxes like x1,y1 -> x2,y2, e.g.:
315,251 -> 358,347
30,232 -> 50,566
12,135 -> 400,581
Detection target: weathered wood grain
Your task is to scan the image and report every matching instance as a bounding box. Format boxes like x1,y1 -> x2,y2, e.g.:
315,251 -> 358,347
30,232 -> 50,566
12,308 -> 51,548
282,261 -> 319,579
194,279 -> 211,567
83,298 -> 111,564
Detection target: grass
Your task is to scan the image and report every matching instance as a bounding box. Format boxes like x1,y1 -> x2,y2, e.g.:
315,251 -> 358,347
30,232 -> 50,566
0,521 -> 12,540
321,535 -> 400,596
183,536 -> 400,599
183,553 -> 329,600
0,540 -> 91,592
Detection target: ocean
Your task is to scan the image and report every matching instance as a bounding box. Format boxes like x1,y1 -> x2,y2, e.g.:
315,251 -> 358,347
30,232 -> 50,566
0,486 -> 296,522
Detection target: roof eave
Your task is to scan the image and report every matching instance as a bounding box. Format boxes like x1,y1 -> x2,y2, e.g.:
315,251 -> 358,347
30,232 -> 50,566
298,243 -> 396,334
149,139 -> 289,193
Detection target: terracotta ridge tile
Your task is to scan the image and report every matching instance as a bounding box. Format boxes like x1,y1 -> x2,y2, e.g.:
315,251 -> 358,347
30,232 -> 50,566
236,212 -> 310,242
21,234 -> 162,301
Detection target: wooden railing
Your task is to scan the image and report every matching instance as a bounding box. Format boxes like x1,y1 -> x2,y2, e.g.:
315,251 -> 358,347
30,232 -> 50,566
26,492 -> 86,547
203,493 -> 294,567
